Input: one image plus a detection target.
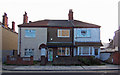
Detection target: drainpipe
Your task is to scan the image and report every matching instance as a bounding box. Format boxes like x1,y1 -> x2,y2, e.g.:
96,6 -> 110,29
19,27 -> 21,56
70,20 -> 74,57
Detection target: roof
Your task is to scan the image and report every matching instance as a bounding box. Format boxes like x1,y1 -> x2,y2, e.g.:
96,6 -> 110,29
73,20 -> 101,28
18,20 -> 101,28
48,20 -> 73,27
106,40 -> 114,49
18,20 -> 49,27
75,42 -> 103,46
0,24 -> 18,34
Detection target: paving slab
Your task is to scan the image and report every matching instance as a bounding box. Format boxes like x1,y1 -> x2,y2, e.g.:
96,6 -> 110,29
2,65 -> 120,71
3,66 -> 84,71
13,66 -> 83,70
83,65 -> 120,70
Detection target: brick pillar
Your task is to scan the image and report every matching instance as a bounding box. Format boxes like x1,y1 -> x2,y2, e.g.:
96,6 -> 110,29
30,56 -> 33,65
6,55 -> 10,64
40,56 -> 46,65
113,52 -> 120,65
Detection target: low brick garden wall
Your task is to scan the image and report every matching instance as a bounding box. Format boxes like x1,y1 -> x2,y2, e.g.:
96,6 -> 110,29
113,52 -> 120,65
6,55 -> 33,65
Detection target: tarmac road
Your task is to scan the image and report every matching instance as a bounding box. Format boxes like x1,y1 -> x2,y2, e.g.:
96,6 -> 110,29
1,71 -> 120,75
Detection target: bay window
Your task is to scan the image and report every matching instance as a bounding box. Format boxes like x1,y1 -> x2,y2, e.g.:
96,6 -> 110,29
77,47 -> 93,55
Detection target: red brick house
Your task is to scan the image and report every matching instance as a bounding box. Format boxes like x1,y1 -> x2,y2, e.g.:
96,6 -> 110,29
18,9 -> 102,65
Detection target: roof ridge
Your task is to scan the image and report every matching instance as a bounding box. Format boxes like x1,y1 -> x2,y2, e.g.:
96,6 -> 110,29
1,25 -> 18,34
18,19 -> 101,28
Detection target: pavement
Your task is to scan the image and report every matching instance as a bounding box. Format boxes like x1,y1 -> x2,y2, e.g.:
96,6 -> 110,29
2,64 -> 120,71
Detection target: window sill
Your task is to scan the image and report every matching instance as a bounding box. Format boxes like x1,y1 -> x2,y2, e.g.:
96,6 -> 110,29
76,54 -> 93,56
57,55 -> 71,57
57,36 -> 70,38
24,37 -> 36,38
24,56 -> 31,57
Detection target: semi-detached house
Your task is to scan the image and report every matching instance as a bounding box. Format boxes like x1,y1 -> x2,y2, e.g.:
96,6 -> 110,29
18,10 -> 102,64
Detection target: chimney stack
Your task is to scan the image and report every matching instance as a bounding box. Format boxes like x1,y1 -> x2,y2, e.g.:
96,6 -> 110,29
2,13 -> 8,28
23,12 -> 28,24
68,9 -> 73,20
12,21 -> 15,32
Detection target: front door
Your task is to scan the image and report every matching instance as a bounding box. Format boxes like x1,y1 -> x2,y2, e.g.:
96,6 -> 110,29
48,49 -> 53,61
41,48 -> 46,56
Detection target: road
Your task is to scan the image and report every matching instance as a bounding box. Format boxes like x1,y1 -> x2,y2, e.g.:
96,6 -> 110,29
2,65 -> 120,75
1,71 -> 120,75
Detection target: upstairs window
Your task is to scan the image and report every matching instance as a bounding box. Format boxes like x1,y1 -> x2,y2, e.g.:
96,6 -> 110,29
77,29 -> 91,38
58,29 -> 70,37
25,30 -> 36,37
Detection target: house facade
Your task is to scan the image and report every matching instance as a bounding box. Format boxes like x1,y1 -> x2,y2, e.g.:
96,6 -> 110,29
18,10 -> 102,64
74,28 -> 101,58
0,13 -> 18,63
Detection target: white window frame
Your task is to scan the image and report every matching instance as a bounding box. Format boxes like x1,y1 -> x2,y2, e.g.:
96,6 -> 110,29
77,47 -> 93,56
25,29 -> 36,37
24,49 -> 34,57
76,29 -> 91,38
57,29 -> 70,37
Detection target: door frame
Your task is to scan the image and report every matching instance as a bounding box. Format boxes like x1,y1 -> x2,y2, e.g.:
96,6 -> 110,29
48,48 -> 53,61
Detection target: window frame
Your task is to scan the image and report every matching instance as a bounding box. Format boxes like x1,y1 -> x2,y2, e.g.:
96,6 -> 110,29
95,48 -> 98,55
57,29 -> 70,37
25,29 -> 36,38
57,47 -> 70,56
24,49 -> 34,57
76,29 -> 91,38
77,47 -> 93,56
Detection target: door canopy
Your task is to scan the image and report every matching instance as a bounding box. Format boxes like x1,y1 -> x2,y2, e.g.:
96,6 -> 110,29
39,43 -> 47,50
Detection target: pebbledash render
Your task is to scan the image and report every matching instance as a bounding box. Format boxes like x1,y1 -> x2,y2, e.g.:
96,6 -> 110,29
18,10 -> 102,63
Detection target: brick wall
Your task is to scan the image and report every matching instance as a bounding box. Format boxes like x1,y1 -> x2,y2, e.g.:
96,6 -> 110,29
6,55 -> 33,65
113,52 -> 120,65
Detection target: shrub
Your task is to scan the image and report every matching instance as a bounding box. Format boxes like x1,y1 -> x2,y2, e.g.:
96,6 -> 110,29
33,61 -> 39,64
78,56 -> 102,65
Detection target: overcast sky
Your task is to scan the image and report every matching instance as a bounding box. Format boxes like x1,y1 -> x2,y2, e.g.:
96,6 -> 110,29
0,0 -> 119,43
